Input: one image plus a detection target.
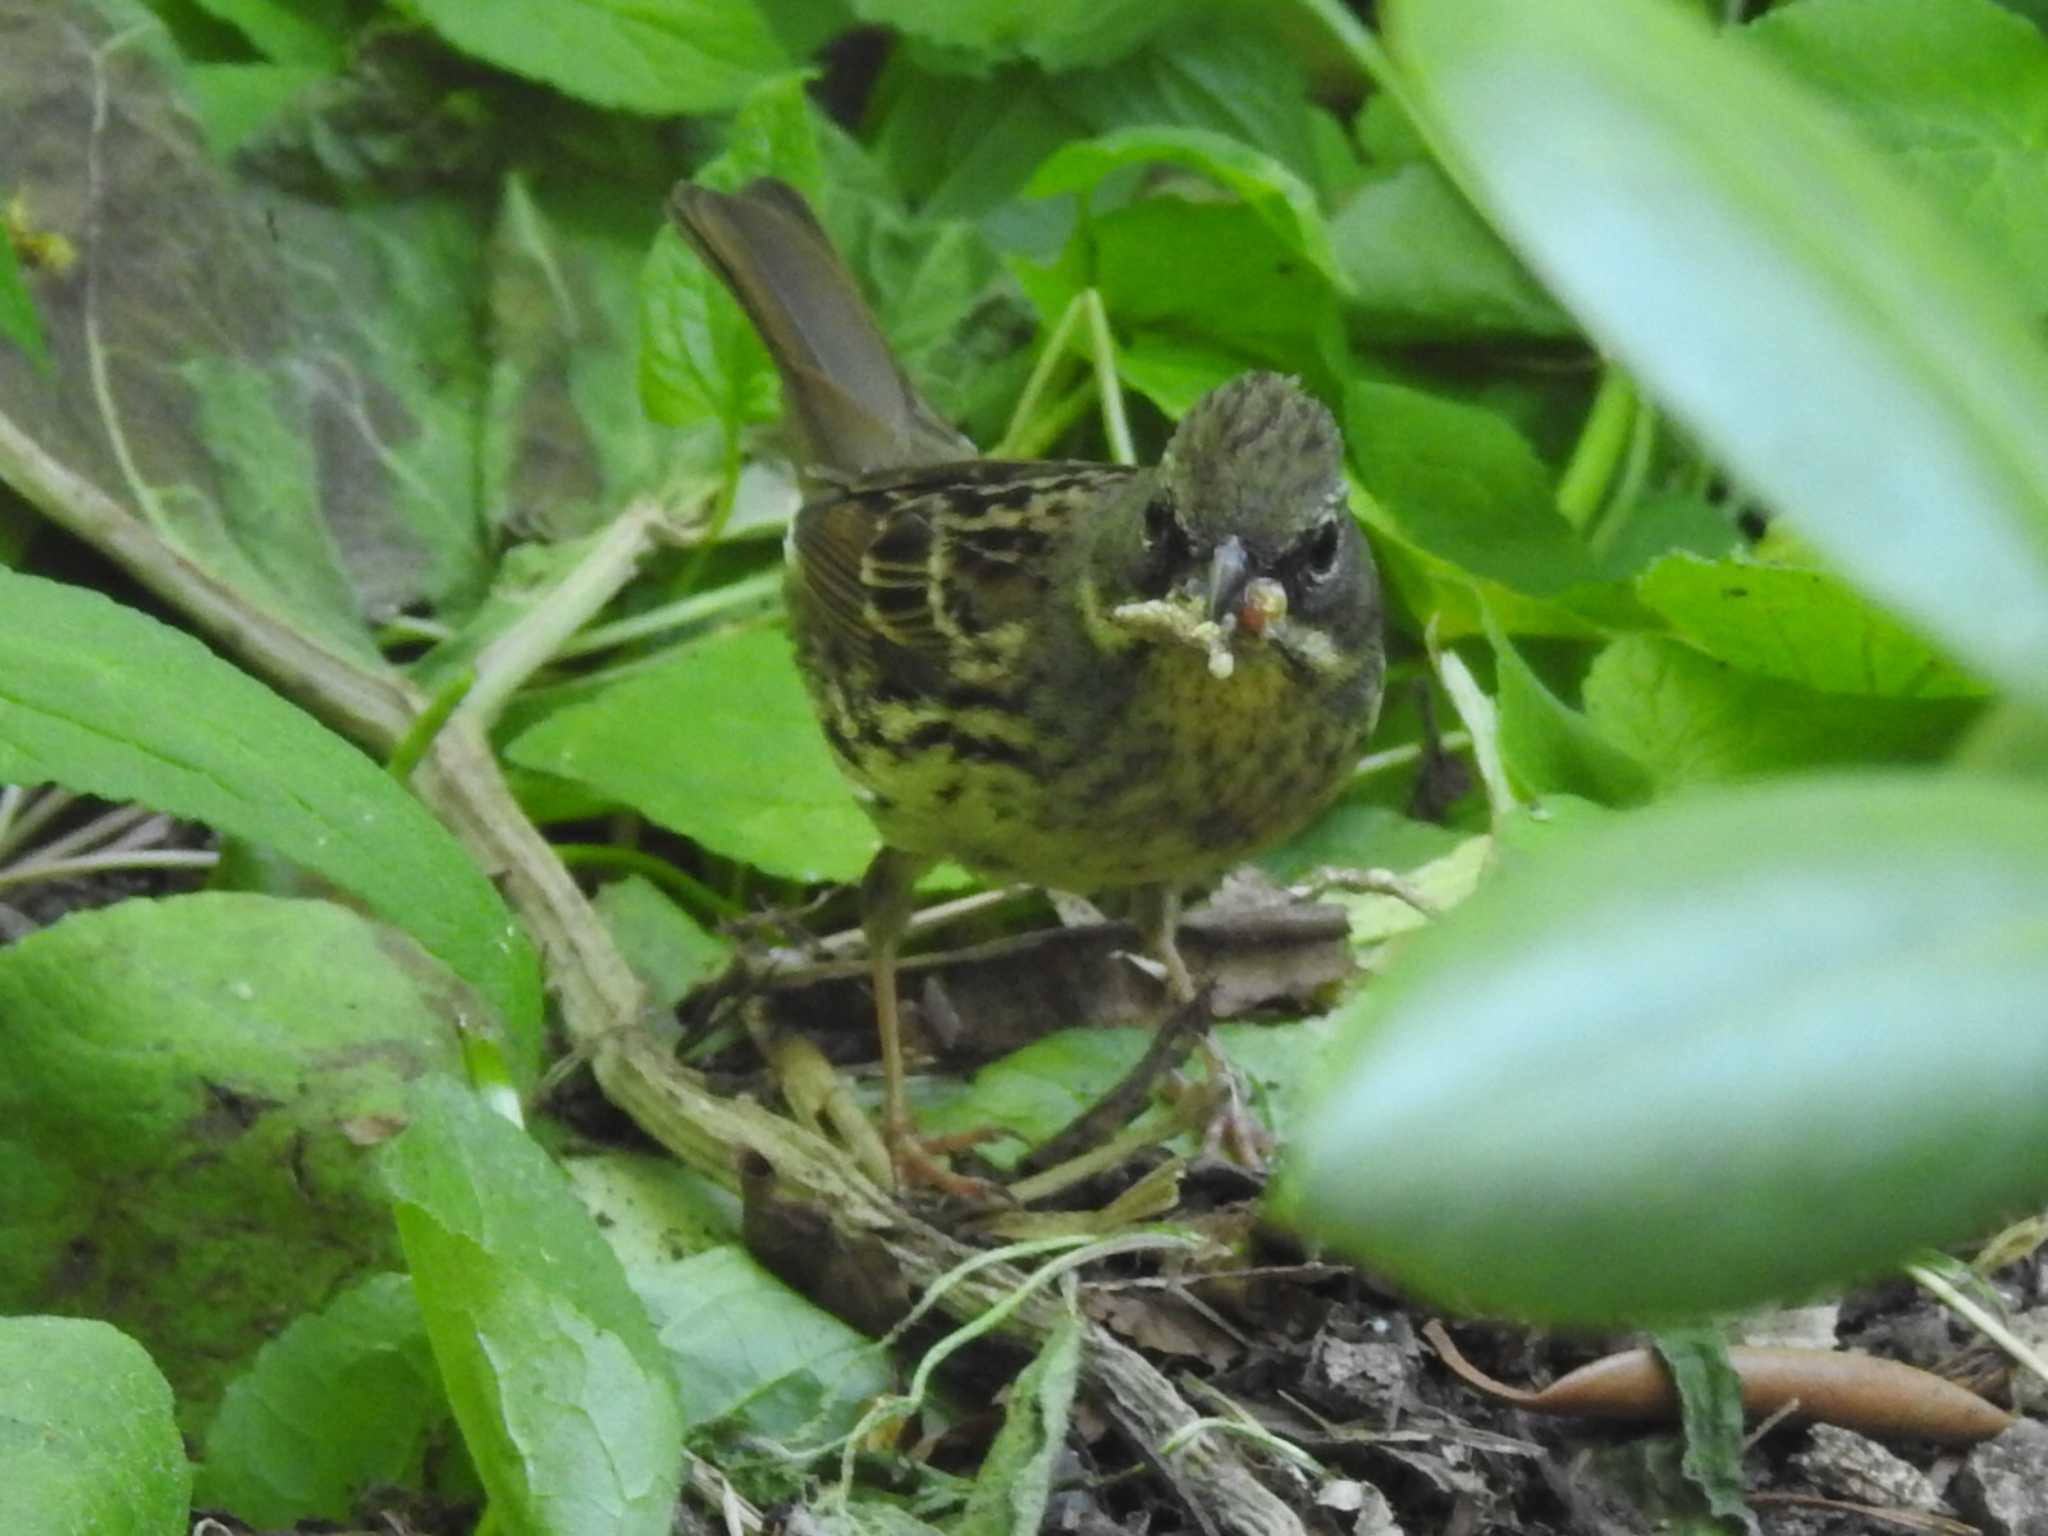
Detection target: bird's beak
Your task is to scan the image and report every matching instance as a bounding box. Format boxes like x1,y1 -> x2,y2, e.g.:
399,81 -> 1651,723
1206,536 -> 1251,626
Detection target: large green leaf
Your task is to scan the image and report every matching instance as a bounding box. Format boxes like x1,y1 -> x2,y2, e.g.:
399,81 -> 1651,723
1388,0 -> 2048,708
1637,552 -> 1987,699
846,0 -> 1192,71
199,1274 -> 452,1526
1583,634 -> 1978,787
507,623 -> 877,884
0,570 -> 541,1063
384,1080 -> 684,1536
1026,126 -> 1345,289
0,894 -> 467,1427
1747,0 -> 2048,314
0,1 -> 384,650
410,0 -> 786,114
0,1317 -> 191,1536
635,1246 -> 890,1439
1279,773 -> 2048,1323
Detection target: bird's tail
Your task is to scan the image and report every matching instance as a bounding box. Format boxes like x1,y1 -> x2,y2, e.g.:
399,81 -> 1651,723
667,177 -> 975,478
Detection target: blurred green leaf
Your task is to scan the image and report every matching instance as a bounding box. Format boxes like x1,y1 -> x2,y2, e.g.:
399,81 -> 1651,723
1390,0 -> 2048,707
385,1079 -> 684,1536
1583,634 -> 1978,787
507,623 -> 877,883
1747,0 -> 2048,313
635,1246 -> 890,1438
0,2 -> 393,650
1638,552 -> 1987,698
189,0 -> 347,65
0,231 -> 51,371
0,570 -> 542,1065
1346,380 -> 1635,619
919,1028 -> 1152,1164
1280,773 -> 2048,1323
1016,198 -> 1341,390
1487,622 -> 1654,805
410,0 -> 786,114
957,1307 -> 1081,1536
847,0 -> 1192,72
1258,795 -> 1471,884
592,876 -> 730,1013
184,62 -> 329,157
0,894 -> 467,1426
639,74 -> 820,436
0,1317 -> 191,1536
199,1274 -> 452,1526
1028,126 -> 1345,289
1332,164 -> 1572,339
486,172 -> 713,540
1654,1329 -> 1748,1526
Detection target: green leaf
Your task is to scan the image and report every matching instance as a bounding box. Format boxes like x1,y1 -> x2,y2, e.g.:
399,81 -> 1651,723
1389,0 -> 2048,708
635,1246 -> 890,1439
957,1307 -> 1082,1536
486,172 -> 721,541
0,1317 -> 191,1536
0,3 -> 384,652
847,0 -> 1193,71
1016,198 -> 1341,389
0,570 -> 542,1066
1346,380 -> 1634,615
189,0 -> 347,65
0,228 -> 51,371
1583,634 -> 1978,787
1638,552 -> 1987,699
184,62 -> 330,158
1747,0 -> 2048,314
1258,795 -> 1471,885
593,876 -> 730,1013
1487,623 -> 1654,806
1653,1329 -> 1749,1526
1279,772 -> 2048,1324
639,74 -> 821,435
384,1079 -> 684,1536
0,894 -> 468,1427
1027,126 -> 1346,290
198,1274 -> 452,1527
508,624 -> 878,884
918,1028 -> 1152,1166
1331,164 -> 1572,339
410,0 -> 787,114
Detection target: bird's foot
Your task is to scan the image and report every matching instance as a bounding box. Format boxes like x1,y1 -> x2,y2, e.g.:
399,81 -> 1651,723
885,1120 -> 1009,1204
1169,1040 -> 1273,1173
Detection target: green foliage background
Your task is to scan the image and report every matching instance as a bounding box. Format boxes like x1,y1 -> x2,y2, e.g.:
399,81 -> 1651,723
2,0 -> 2047,1529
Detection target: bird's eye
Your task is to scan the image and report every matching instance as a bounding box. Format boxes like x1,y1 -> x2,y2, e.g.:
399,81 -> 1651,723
1304,515 -> 1343,580
1142,495 -> 1177,552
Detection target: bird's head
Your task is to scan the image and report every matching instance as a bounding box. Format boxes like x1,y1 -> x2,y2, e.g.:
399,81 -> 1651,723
1090,373 -> 1378,682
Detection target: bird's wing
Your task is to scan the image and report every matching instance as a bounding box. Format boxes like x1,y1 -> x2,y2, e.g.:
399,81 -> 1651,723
789,461 -> 1134,660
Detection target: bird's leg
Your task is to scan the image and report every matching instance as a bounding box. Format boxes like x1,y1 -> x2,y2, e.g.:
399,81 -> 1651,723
1133,882 -> 1272,1170
1132,882 -> 1195,1004
861,848 -> 997,1199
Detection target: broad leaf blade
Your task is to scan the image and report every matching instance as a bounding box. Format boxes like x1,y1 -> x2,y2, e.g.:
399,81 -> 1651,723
411,0 -> 786,114
385,1080 -> 684,1536
507,624 -> 877,884
0,1317 -> 191,1536
1280,773 -> 2048,1324
199,1274 -> 451,1526
0,894 -> 468,1426
1389,0 -> 2048,707
0,569 -> 541,1064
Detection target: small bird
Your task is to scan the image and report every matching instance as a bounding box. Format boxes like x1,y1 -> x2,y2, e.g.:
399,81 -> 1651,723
671,177 -> 1385,1193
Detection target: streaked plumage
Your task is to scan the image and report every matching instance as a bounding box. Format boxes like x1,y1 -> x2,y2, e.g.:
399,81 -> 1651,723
672,176 -> 1385,1193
